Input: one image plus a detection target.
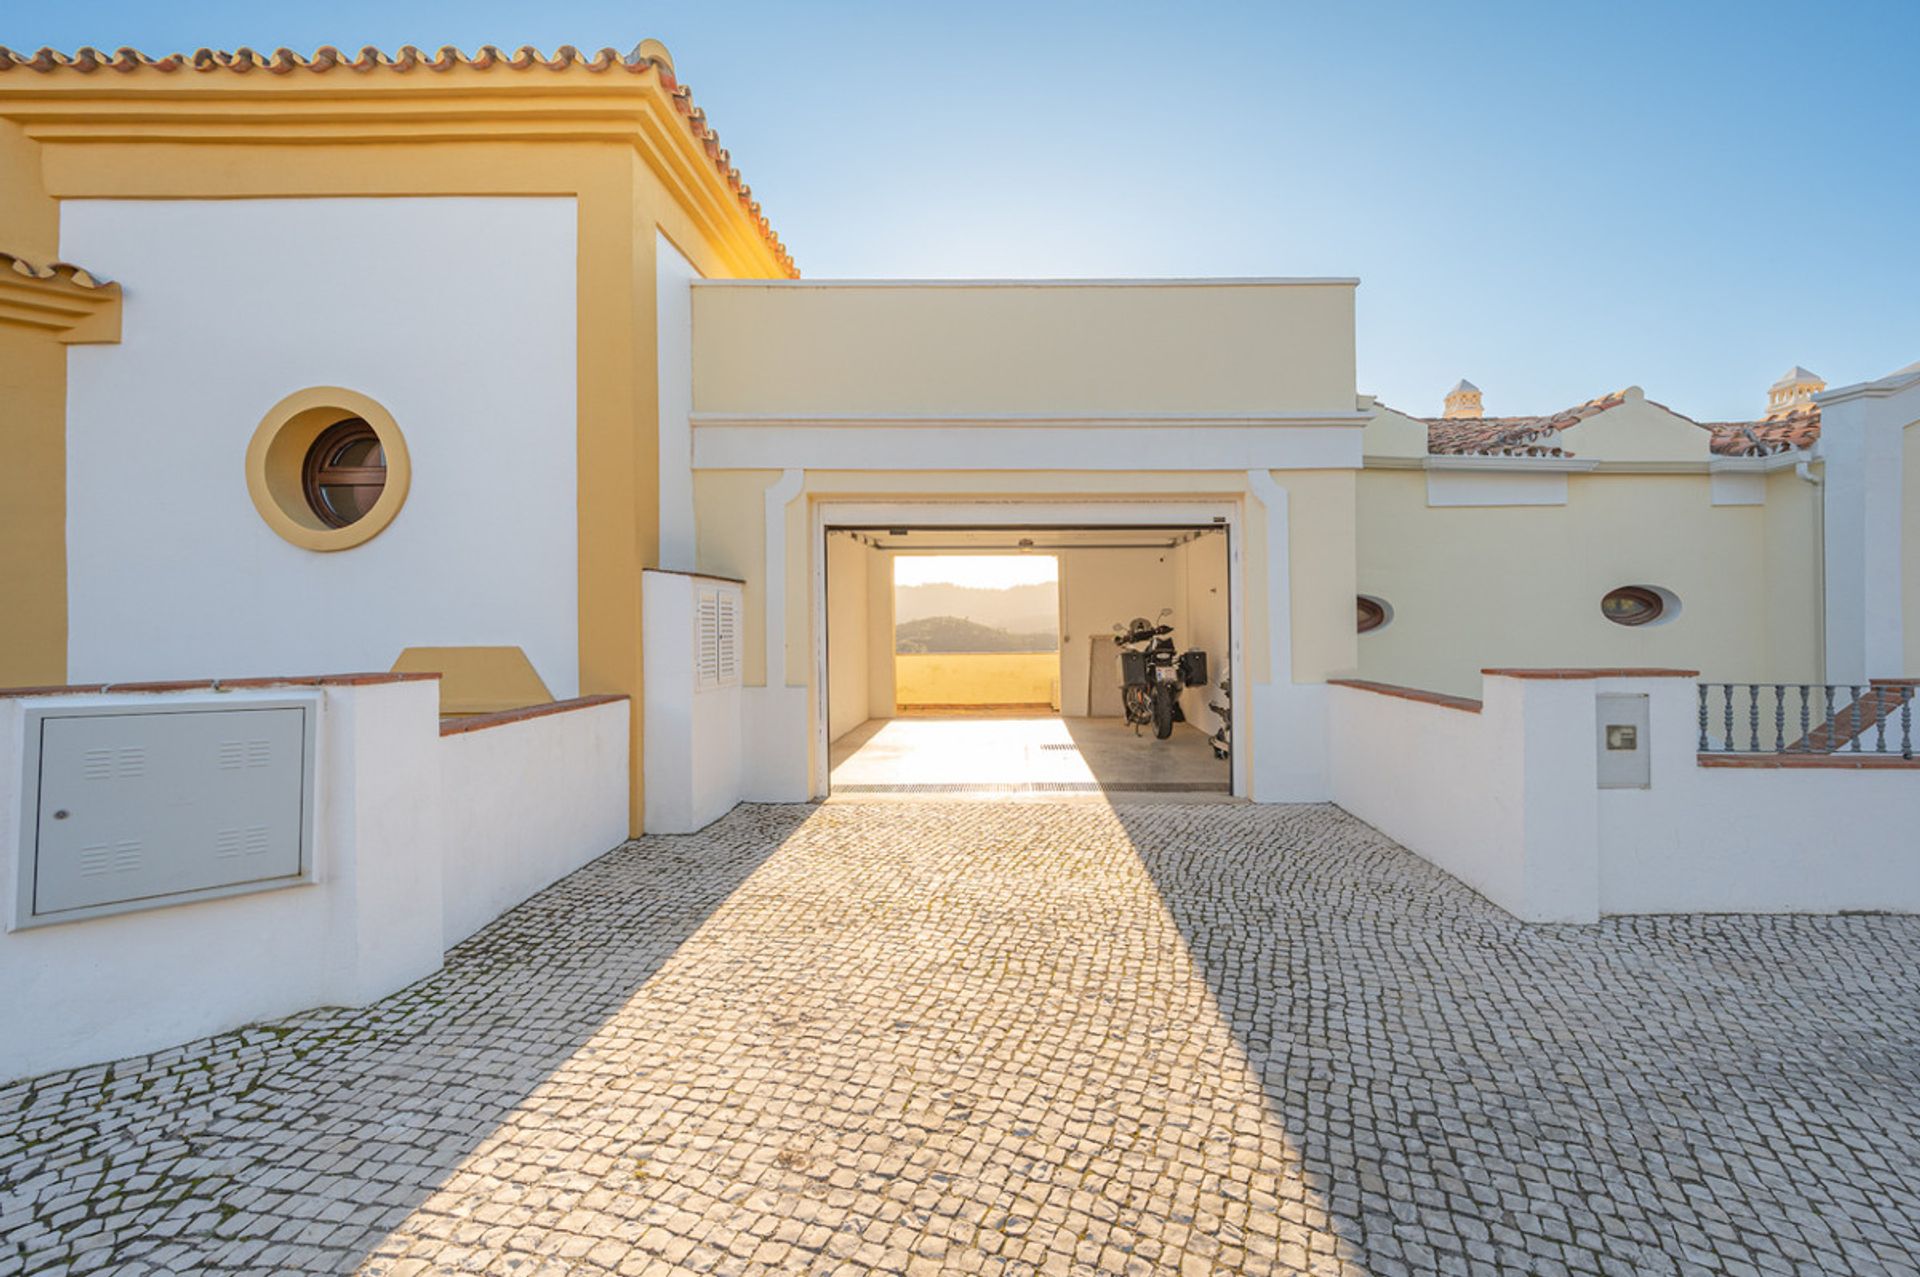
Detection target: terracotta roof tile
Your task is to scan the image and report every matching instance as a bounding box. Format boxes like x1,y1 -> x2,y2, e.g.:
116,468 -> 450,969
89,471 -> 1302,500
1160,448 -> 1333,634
0,43 -> 796,277
1421,391 -> 1627,457
1,249 -> 111,289
1700,405 -> 1821,457
1382,388 -> 1823,460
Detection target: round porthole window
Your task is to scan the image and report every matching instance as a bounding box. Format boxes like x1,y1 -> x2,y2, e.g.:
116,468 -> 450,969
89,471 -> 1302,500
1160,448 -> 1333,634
246,387 -> 410,551
1357,595 -> 1392,633
1600,585 -> 1669,627
301,418 -> 387,528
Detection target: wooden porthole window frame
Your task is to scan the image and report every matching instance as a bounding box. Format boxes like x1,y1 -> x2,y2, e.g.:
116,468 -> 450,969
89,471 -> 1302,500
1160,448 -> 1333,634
246,387 -> 411,552
1600,585 -> 1665,627
1357,595 -> 1390,634
300,418 -> 388,529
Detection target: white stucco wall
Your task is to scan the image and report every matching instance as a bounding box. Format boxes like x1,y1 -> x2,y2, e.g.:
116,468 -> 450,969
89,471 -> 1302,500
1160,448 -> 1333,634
656,232 -> 700,572
440,701 -> 630,945
0,679 -> 446,1080
641,571 -> 745,833
1597,680 -> 1920,913
61,197 -> 580,694
1333,672 -> 1920,922
1328,682 -> 1534,918
1,677 -> 630,1082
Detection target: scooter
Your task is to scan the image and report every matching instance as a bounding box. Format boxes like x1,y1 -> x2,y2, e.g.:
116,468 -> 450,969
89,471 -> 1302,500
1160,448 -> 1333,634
1112,608 -> 1208,741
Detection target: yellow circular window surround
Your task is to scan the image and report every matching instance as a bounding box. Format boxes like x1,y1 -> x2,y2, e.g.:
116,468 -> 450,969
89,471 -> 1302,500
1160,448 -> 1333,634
246,387 -> 411,551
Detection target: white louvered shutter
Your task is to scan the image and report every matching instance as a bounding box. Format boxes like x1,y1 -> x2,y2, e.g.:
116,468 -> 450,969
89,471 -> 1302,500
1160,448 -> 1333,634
696,588 -> 721,690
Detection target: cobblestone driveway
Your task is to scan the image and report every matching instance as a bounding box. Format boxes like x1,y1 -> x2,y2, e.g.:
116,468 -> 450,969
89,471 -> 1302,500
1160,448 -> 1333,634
4,803 -> 1919,1276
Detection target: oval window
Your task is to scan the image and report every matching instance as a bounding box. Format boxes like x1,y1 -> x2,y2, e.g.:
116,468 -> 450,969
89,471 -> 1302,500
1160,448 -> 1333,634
301,418 -> 387,528
1357,596 -> 1389,633
1600,586 -> 1665,627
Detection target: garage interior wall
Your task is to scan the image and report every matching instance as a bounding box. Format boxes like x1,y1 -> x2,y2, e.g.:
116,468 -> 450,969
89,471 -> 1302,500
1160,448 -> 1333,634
1172,529 -> 1231,736
827,532 -> 873,742
866,549 -> 897,720
1059,547 -> 1178,717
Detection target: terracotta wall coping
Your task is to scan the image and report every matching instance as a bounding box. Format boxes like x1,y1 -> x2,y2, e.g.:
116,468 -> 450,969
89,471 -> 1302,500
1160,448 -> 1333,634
439,694 -> 629,737
0,671 -> 439,699
1480,667 -> 1700,680
1870,677 -> 1920,687
1698,753 -> 1919,770
642,568 -> 748,586
1328,678 -> 1483,714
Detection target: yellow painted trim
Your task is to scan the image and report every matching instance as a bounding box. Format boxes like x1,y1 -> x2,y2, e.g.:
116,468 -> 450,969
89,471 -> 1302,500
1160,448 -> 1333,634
0,125 -> 64,686
244,386 -> 412,552
0,66 -> 794,281
0,329 -> 66,685
0,261 -> 120,343
392,645 -> 555,714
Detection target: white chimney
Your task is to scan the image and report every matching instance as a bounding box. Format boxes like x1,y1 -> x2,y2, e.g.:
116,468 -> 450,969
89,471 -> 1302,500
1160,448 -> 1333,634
1442,379 -> 1483,420
1765,366 -> 1824,420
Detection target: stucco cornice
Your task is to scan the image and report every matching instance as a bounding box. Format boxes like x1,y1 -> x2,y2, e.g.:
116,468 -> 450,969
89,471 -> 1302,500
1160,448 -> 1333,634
692,276 -> 1360,290
693,410 -> 1373,429
1366,451 -> 1812,476
1815,367 -> 1920,406
1417,455 -> 1599,474
0,43 -> 796,278
0,249 -> 121,342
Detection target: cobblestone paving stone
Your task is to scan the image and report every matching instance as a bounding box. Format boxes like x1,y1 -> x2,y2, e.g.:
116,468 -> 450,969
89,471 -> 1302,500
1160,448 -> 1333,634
3,802 -> 1919,1276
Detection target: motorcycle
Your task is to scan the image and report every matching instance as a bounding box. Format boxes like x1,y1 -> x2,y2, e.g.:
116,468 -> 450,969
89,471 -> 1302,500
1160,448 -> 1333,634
1112,608 -> 1209,741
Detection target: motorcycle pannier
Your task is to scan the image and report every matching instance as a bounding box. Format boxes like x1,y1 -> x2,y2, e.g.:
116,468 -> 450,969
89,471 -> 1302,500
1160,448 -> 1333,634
1178,649 -> 1208,687
1120,649 -> 1151,687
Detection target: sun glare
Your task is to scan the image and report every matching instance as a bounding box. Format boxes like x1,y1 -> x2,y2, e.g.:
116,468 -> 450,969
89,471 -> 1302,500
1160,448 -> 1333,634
892,554 -> 1059,590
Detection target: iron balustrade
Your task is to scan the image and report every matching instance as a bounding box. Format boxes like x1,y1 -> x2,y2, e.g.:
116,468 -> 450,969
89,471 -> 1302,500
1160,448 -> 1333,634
1696,682 -> 1914,758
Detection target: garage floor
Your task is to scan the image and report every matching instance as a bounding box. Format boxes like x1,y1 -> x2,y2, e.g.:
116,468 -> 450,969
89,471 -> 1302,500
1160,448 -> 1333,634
828,715 -> 1233,799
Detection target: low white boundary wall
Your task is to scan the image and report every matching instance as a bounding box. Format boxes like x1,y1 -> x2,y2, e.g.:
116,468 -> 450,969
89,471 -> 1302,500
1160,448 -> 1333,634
441,699 -> 630,945
1600,679 -> 1920,913
1331,671 -> 1920,922
1,677 -> 628,1081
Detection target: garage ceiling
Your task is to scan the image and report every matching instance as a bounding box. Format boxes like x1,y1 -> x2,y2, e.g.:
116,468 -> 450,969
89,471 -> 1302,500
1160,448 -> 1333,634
835,525 -> 1225,552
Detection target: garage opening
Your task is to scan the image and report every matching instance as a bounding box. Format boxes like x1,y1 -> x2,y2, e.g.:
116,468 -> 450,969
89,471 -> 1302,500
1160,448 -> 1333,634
894,554 -> 1060,715
824,525 -> 1236,798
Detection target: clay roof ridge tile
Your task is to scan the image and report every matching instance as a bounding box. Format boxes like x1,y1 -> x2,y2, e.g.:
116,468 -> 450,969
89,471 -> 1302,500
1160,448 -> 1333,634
0,248 -> 110,288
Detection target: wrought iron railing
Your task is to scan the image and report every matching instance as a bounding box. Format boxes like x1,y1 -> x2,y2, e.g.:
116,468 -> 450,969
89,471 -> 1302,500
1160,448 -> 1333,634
1698,682 -> 1914,758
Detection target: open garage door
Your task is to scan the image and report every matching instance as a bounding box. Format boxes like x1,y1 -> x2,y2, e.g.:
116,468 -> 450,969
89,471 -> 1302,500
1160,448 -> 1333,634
823,524 -> 1237,799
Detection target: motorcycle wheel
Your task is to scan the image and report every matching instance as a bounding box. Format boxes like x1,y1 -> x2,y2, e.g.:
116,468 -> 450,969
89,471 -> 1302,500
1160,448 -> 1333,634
1151,685 -> 1176,739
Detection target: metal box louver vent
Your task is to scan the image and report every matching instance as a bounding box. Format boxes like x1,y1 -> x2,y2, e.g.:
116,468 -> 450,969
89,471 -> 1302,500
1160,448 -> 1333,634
15,699 -> 317,928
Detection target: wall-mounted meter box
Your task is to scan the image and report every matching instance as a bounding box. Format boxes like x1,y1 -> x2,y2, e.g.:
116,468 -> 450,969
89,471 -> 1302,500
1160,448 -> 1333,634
1596,693 -> 1651,789
12,699 -> 318,929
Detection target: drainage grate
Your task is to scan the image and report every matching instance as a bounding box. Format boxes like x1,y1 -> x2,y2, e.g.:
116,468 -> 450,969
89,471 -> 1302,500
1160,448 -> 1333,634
832,781 -> 1231,795
1035,743 -> 1081,751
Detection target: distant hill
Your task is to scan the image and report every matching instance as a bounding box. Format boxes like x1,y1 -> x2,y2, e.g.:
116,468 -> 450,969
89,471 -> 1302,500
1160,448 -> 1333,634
896,615 -> 1059,654
895,582 -> 1057,635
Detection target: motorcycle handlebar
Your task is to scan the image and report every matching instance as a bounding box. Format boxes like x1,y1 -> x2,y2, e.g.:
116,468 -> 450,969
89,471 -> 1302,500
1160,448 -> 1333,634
1113,623 -> 1177,645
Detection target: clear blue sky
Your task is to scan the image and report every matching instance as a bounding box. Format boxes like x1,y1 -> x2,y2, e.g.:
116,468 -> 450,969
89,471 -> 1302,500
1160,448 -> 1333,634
8,1 -> 1917,420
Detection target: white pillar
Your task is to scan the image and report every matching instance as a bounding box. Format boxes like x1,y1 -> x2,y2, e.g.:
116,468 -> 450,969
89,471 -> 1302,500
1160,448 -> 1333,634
1818,368 -> 1919,683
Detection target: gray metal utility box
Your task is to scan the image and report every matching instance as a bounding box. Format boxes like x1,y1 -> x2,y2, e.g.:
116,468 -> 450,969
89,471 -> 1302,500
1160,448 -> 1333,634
13,699 -> 317,928
1595,692 -> 1651,789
